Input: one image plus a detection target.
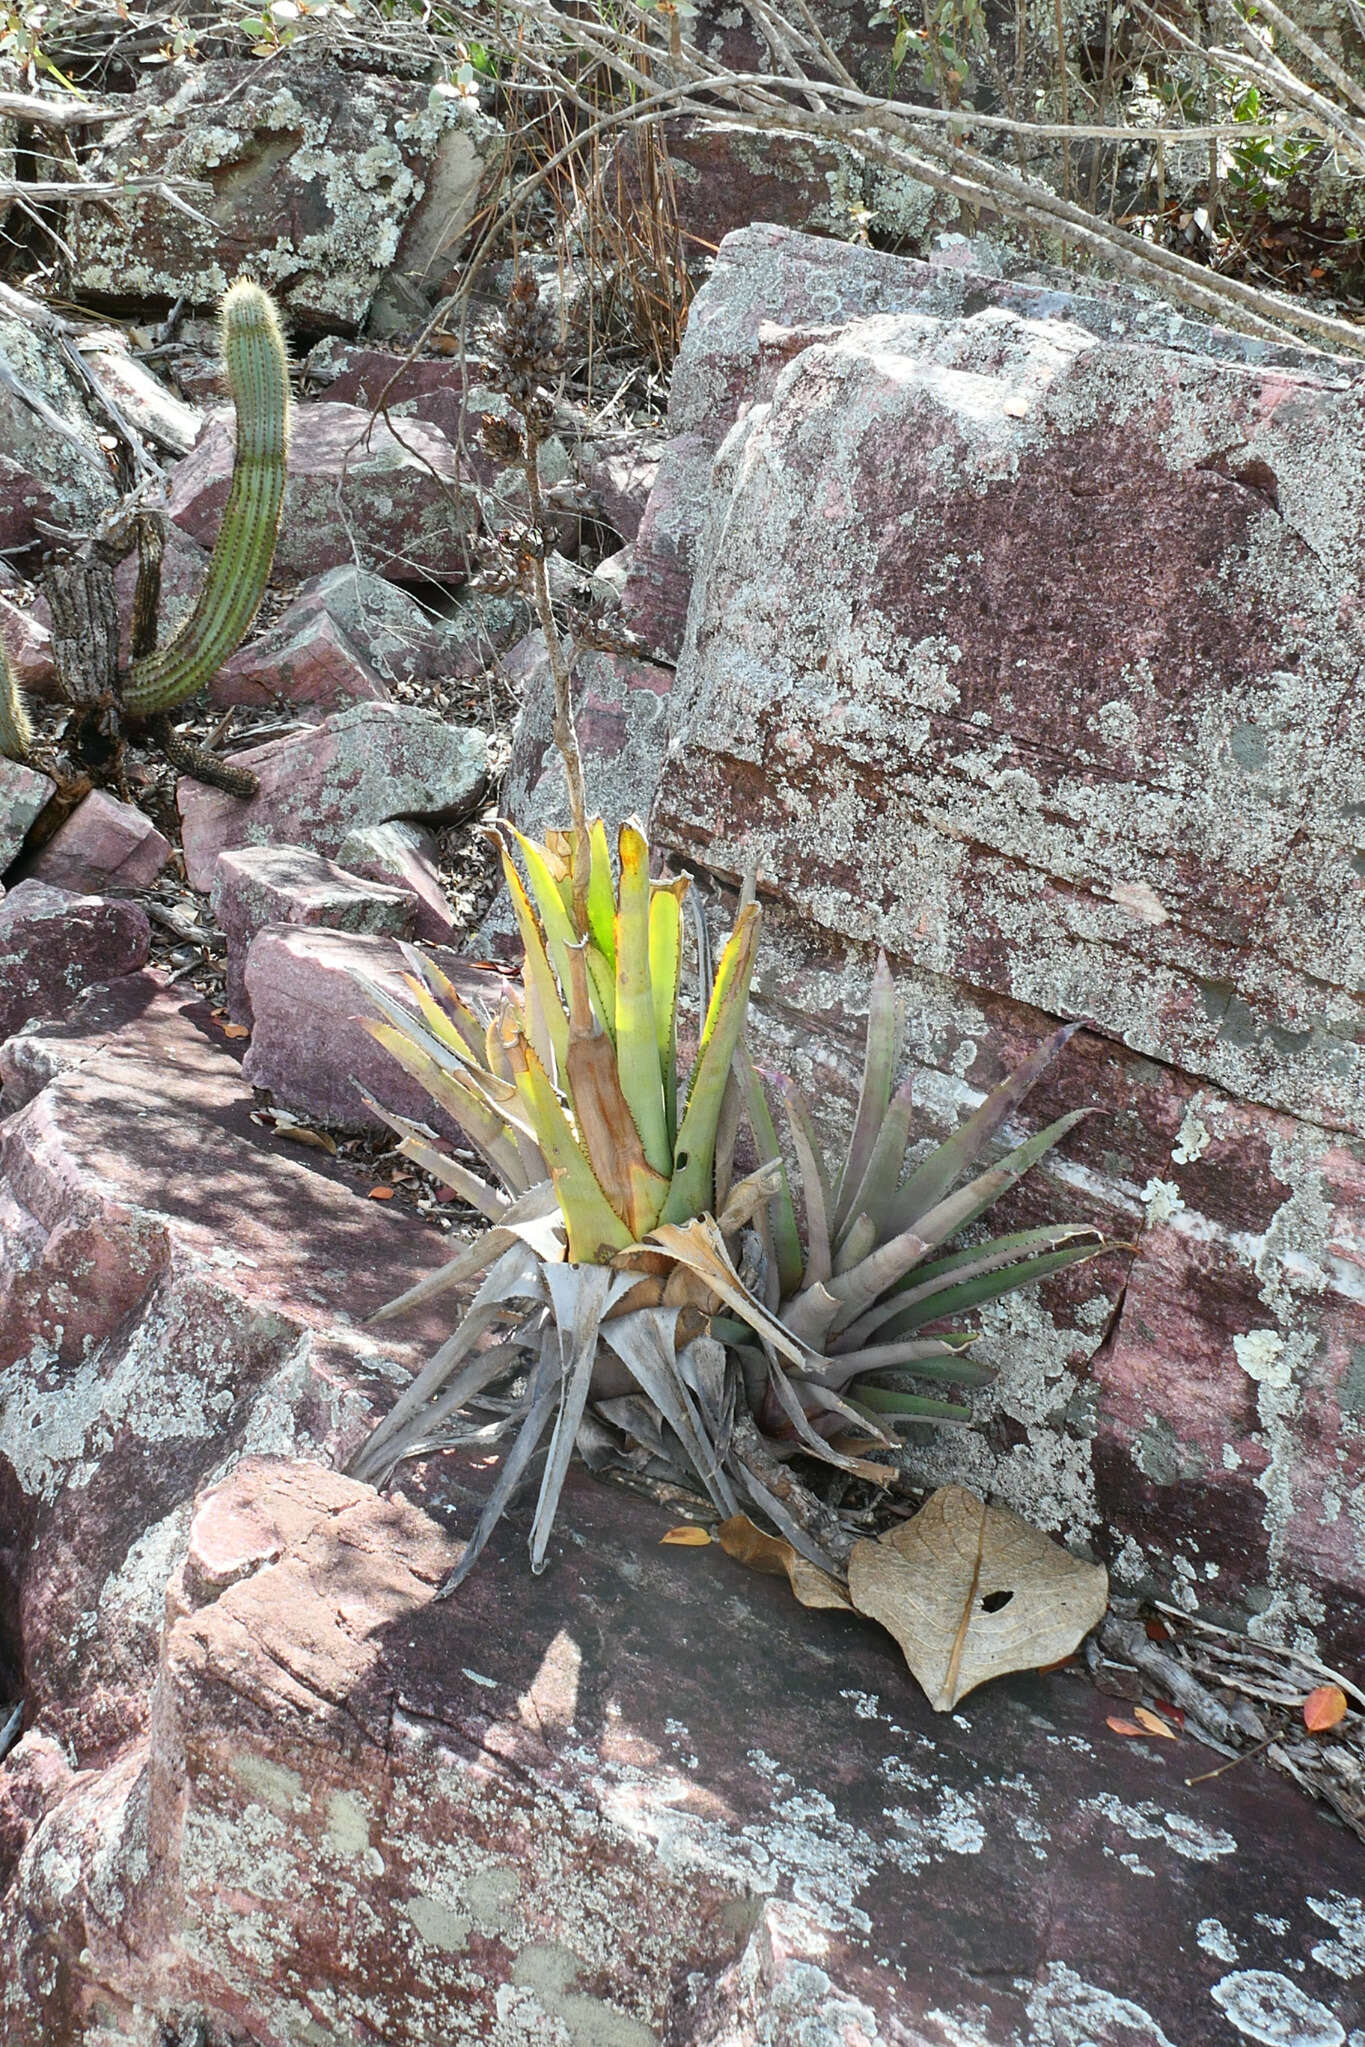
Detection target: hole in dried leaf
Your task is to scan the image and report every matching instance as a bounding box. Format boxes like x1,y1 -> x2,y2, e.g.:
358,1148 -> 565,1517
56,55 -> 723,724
980,1588 -> 1014,1614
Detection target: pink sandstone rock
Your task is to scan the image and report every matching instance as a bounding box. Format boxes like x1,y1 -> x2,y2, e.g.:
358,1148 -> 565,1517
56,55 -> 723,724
2,1451 -> 1362,2046
654,245 -> 1365,1133
0,1732 -> 74,1891
176,701 -> 487,893
0,881 -> 149,1039
210,841 -> 418,1021
210,564 -> 451,703
685,0 -> 904,97
0,757 -> 54,873
501,638 -> 674,850
614,117 -> 865,250
335,819 -> 459,945
211,603 -> 390,711
618,429 -> 716,660
575,430 -> 665,542
170,400 -> 480,584
22,789 -> 170,896
305,344 -> 500,476
621,224 -> 1335,661
0,594 -> 56,699
241,924 -> 503,1131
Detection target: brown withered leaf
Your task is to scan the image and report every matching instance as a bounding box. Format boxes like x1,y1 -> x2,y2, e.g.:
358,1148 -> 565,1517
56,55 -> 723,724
1134,1706 -> 1178,1740
847,1485 -> 1108,1712
718,1515 -> 852,1611
565,1032 -> 665,1238
660,1525 -> 712,1547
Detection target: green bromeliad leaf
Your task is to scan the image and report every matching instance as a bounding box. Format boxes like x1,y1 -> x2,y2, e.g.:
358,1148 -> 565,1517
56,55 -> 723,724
615,821 -> 671,1177
662,901 -> 763,1226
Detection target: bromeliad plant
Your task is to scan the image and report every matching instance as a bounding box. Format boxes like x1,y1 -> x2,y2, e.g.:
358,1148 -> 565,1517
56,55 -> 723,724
347,815 -> 1121,1594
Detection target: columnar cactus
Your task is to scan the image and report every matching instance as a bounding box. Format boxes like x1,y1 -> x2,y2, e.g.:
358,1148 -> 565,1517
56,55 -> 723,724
122,278 -> 290,717
0,639 -> 32,764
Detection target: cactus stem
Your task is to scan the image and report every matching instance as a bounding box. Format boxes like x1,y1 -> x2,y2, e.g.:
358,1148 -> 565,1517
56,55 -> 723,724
123,279 -> 290,718
0,637 -> 33,763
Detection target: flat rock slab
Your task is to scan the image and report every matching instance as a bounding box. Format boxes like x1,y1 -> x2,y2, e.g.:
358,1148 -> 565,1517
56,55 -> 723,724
20,788 -> 171,895
304,344 -> 501,477
0,881 -> 149,1040
0,972 -> 460,1758
171,400 -> 479,584
242,924 -> 503,1131
3,1452 -> 1361,2046
176,701 -> 487,892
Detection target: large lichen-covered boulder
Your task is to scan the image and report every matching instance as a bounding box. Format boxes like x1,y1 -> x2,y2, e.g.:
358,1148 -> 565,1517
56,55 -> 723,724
659,277 -> 1364,1130
623,227 -> 1339,663
70,48 -> 497,329
602,227 -> 1365,1660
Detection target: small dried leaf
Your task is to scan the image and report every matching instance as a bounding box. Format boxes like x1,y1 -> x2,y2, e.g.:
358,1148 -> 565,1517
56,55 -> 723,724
718,1515 -> 852,1610
275,1123 -> 337,1156
1133,1706 -> 1178,1740
660,1525 -> 712,1547
847,1486 -> 1108,1712
367,1185 -> 395,1201
1303,1684 -> 1348,1732
1106,1716 -> 1148,1737
220,1022 -> 250,1040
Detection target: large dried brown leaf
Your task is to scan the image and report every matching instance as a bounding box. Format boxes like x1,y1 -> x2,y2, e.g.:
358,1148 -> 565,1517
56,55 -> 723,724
847,1485 -> 1108,1711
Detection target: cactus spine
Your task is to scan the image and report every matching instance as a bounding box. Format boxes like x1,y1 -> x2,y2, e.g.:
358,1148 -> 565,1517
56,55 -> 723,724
123,279 -> 290,717
0,638 -> 33,763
